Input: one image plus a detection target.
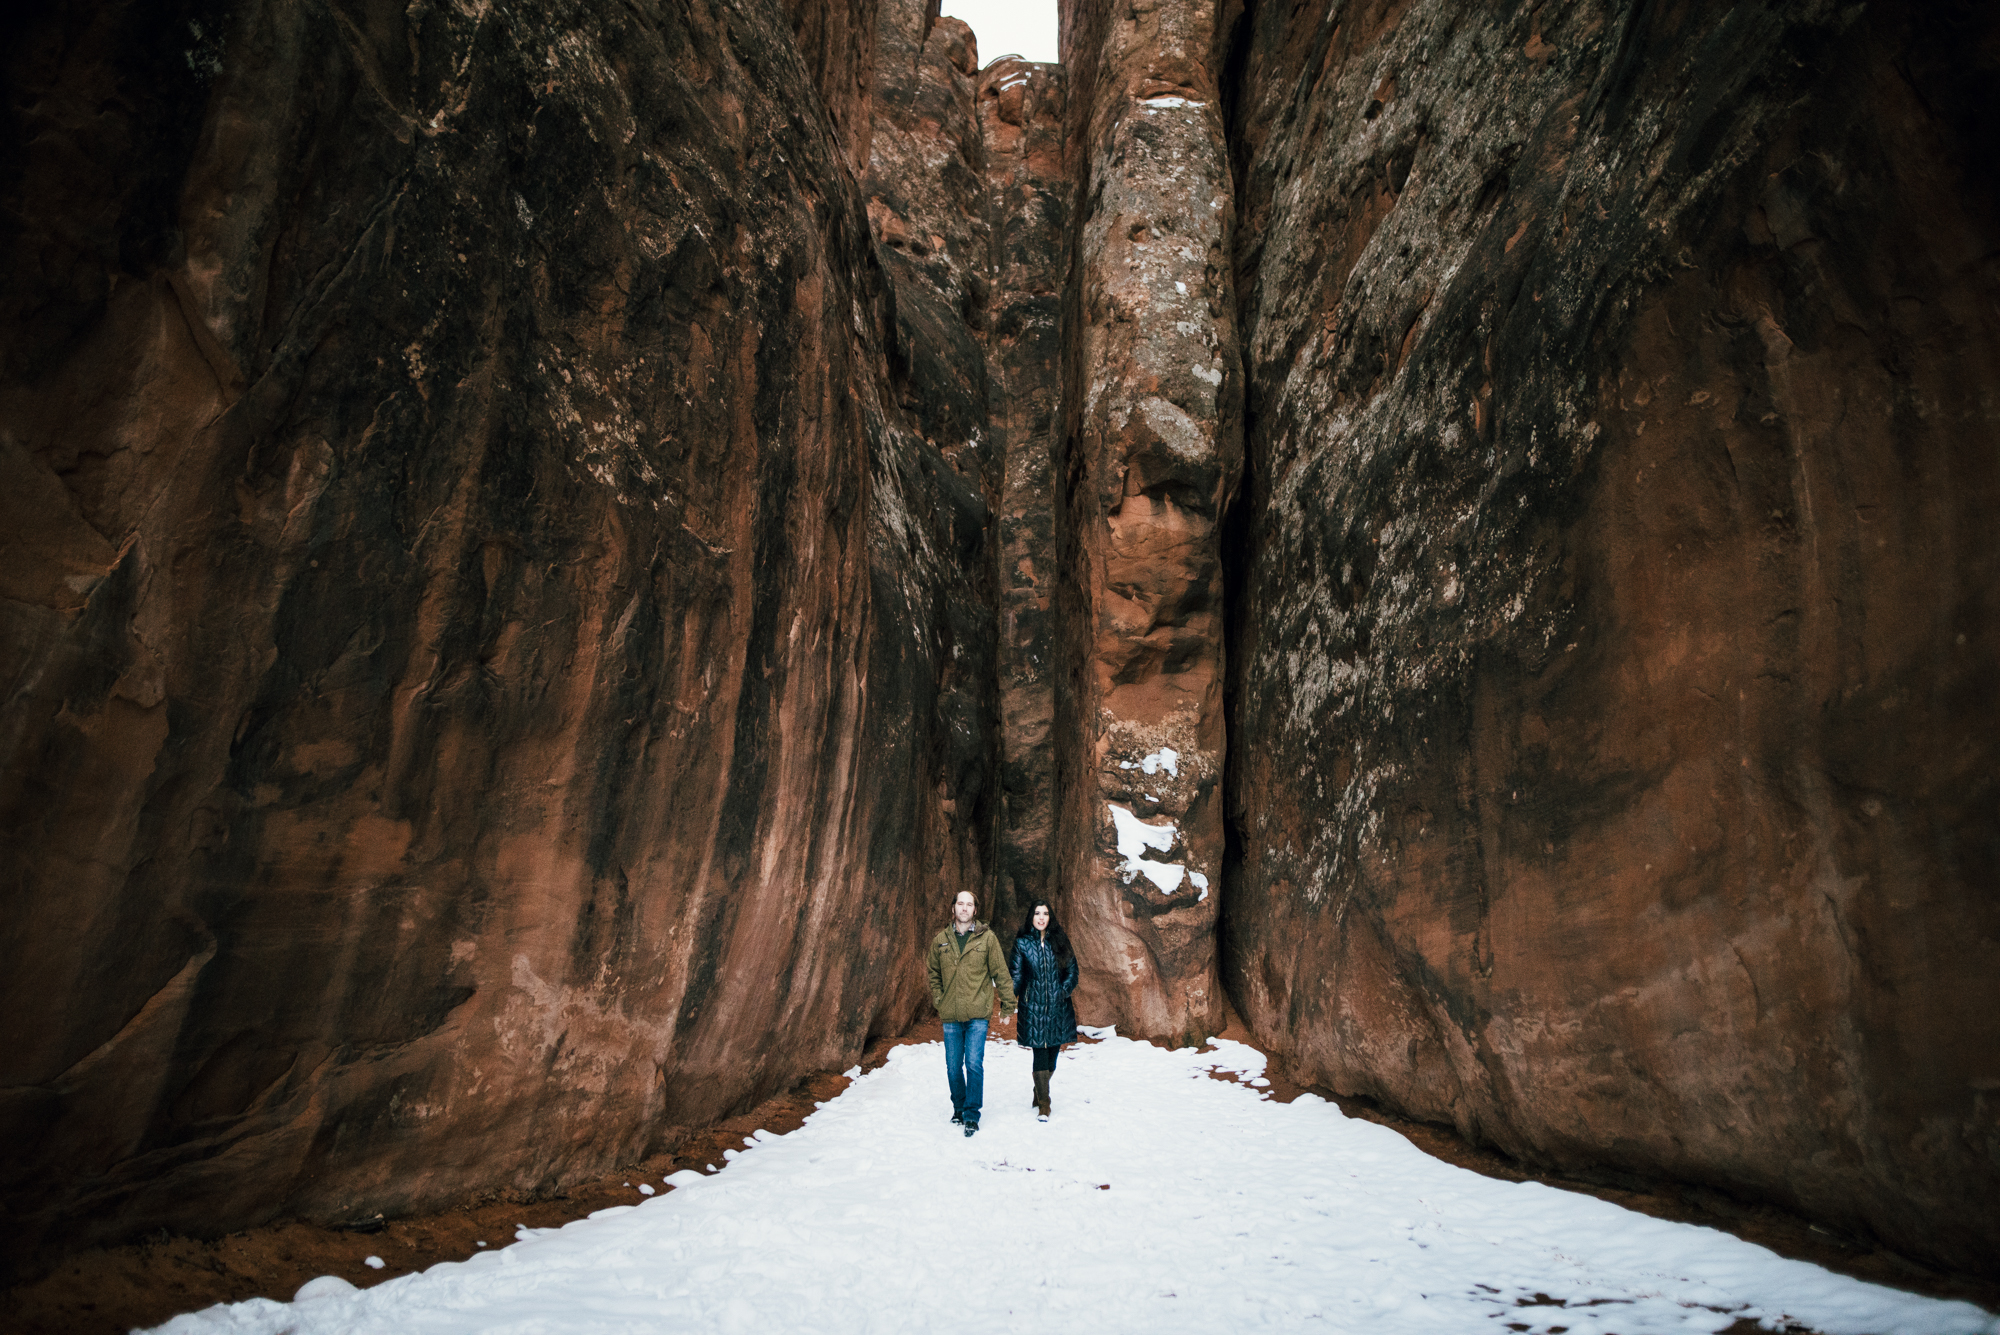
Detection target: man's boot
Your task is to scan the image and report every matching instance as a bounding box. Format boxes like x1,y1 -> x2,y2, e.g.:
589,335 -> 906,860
1033,1069 -> 1051,1120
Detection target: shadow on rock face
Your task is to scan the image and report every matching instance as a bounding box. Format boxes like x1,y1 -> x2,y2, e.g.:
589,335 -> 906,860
1219,0 -> 2000,1276
0,0 -> 993,1276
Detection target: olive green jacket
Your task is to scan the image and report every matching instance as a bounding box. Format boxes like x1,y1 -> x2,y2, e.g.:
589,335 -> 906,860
927,921 -> 1018,1022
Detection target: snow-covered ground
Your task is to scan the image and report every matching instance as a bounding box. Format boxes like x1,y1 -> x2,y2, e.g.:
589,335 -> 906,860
149,1033 -> 1997,1335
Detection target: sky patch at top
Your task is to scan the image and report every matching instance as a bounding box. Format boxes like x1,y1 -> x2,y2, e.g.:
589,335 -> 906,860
939,0 -> 1059,65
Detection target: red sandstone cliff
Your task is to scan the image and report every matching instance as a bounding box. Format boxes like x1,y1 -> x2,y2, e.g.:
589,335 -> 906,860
1221,0 -> 2000,1275
1055,0 -> 1243,1044
0,0 -> 991,1272
980,55 -> 1071,929
2,0 -> 1996,1288
861,0 -> 1071,938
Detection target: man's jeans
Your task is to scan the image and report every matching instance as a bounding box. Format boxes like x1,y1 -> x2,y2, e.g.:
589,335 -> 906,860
942,1018 -> 988,1123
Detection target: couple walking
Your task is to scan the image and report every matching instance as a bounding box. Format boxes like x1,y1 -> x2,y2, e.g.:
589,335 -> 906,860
924,890 -> 1079,1137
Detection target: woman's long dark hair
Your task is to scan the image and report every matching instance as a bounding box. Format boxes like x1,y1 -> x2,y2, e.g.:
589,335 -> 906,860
1016,901 -> 1073,967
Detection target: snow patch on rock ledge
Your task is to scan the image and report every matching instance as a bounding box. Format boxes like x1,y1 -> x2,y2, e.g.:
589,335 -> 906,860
1109,802 -> 1184,892
1117,746 -> 1179,777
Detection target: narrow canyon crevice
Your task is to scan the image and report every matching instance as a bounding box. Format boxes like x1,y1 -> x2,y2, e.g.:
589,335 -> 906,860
1,0 -> 1994,1291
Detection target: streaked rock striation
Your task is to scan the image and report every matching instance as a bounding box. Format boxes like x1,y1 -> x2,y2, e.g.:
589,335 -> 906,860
1221,0 -> 2000,1274
0,0 -> 991,1271
865,1 -> 992,484
2,0 -> 1995,1288
860,2 -> 1071,941
978,55 -> 1072,930
1054,0 -> 1242,1044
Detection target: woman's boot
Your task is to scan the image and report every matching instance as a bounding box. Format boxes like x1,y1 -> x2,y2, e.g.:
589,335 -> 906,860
1033,1069 -> 1051,1120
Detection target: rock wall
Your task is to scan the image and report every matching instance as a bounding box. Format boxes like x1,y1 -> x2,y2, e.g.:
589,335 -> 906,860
784,0 -> 883,169
980,54 -> 1070,930
0,0 -> 994,1270
1054,0 -> 1243,1043
862,0 -> 1071,940
1220,0 -> 2000,1273
858,0 -> 1006,928
865,0 -> 992,483
3,0 -> 1995,1286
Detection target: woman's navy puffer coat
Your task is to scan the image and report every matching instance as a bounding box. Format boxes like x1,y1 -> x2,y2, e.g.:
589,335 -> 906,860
1010,933 -> 1079,1049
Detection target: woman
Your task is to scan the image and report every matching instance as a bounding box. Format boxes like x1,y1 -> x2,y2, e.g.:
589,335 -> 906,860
1009,901 -> 1080,1121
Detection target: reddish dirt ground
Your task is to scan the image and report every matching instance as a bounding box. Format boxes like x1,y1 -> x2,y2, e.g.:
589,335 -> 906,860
8,1013 -> 1995,1333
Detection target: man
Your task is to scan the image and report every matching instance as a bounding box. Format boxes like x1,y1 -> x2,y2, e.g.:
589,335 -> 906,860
926,890 -> 1017,1136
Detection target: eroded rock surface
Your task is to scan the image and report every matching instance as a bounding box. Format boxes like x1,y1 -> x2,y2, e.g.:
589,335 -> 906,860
1221,0 -> 2000,1272
979,54 -> 1071,929
3,0 -> 1996,1289
865,2 -> 992,484
0,0 -> 991,1271
862,1 -> 1071,937
783,0 -> 883,169
1055,0 -> 1242,1043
